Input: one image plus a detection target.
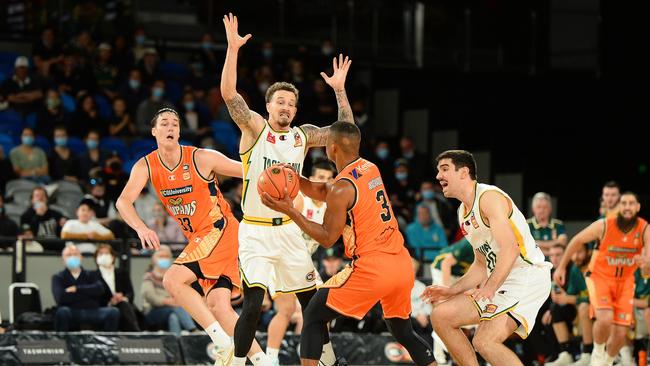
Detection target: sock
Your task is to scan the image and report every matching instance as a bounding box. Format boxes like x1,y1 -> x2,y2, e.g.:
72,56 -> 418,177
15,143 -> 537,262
583,343 -> 593,354
605,354 -> 614,366
250,351 -> 269,366
266,347 -> 279,361
206,321 -> 231,348
560,341 -> 571,352
620,345 -> 633,363
594,342 -> 605,357
320,342 -> 336,366
232,356 -> 246,366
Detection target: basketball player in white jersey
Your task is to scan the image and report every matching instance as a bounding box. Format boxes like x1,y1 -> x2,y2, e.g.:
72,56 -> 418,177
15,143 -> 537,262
421,150 -> 551,366
220,13 -> 354,366
266,159 -> 336,365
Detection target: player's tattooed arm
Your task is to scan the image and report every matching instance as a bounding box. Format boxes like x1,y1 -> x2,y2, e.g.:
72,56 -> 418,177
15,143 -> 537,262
224,94 -> 264,133
301,124 -> 330,148
321,54 -> 354,123
335,88 -> 353,123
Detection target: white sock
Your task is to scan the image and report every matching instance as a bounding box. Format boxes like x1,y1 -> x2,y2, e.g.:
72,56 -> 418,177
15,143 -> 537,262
605,354 -> 614,366
320,342 -> 336,366
266,347 -> 279,359
250,351 -> 269,366
620,345 -> 633,363
594,342 -> 605,356
232,356 -> 247,366
206,321 -> 231,348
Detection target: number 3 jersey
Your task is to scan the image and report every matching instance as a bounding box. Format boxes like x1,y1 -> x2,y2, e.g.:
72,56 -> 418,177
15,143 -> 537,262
335,157 -> 404,258
458,183 -> 546,275
146,145 -> 234,251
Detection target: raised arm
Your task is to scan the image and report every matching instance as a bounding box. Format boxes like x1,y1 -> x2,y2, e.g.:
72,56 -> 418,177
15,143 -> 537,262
320,54 -> 353,123
195,148 -> 242,179
554,219 -> 604,286
115,159 -> 160,250
220,13 -> 264,138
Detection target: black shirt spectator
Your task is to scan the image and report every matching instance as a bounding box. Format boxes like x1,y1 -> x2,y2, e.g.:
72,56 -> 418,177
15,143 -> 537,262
108,97 -> 136,138
1,56 -> 43,115
20,187 -> 66,240
37,89 -> 71,140
52,51 -> 93,96
79,130 -> 110,181
136,48 -> 161,87
398,137 -> 430,182
71,93 -> 103,138
50,126 -> 81,182
32,27 -> 63,78
117,69 -> 149,116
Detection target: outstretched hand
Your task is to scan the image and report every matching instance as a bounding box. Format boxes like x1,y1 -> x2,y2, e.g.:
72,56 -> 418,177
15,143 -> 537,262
223,13 -> 252,50
320,54 -> 352,91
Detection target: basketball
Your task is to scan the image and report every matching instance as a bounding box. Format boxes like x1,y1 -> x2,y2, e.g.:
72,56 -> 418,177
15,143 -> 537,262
257,165 -> 300,200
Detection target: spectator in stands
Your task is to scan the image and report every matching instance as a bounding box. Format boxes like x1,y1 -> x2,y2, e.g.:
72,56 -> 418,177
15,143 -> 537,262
147,202 -> 186,244
311,78 -> 337,124
527,192 -> 567,257
108,97 -> 136,138
136,79 -> 172,134
416,180 -> 456,241
10,127 -> 50,184
132,27 -> 149,63
0,195 -> 19,250
111,35 -> 133,81
179,90 -> 210,143
118,68 -> 148,115
61,199 -> 115,253
372,140 -> 394,177
71,93 -> 103,138
195,32 -> 221,74
37,89 -> 70,140
93,43 -> 119,99
318,246 -> 344,283
187,54 -> 212,97
71,30 -> 95,66
398,136 -> 429,181
388,159 -> 418,224
141,245 -> 197,334
52,49 -> 92,97
50,125 -> 81,182
93,243 -> 141,331
102,153 -> 129,203
406,204 -> 448,262
0,146 -> 16,194
79,130 -> 109,180
410,256 -> 433,345
352,98 -> 371,139
32,26 -> 63,78
52,244 -> 119,331
137,47 -> 161,87
20,186 -> 66,241
1,56 -> 43,115
16,222 -> 44,252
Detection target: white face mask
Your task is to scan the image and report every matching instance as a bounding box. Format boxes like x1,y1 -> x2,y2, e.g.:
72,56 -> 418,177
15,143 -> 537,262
96,254 -> 113,267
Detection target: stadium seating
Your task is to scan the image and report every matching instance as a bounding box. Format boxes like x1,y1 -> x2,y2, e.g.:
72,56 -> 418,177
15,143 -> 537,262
99,137 -> 128,161
211,120 -> 239,156
66,136 -> 87,155
4,179 -> 39,205
8,282 -> 42,324
53,180 -> 84,217
93,94 -> 114,121
0,110 -> 24,142
0,133 -> 15,156
34,135 -> 51,154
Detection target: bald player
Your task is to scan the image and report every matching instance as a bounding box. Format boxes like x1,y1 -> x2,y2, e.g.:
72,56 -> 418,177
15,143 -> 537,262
261,122 -> 436,366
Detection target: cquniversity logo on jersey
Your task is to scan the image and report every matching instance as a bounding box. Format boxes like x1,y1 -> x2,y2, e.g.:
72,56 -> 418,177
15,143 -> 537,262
167,197 -> 197,216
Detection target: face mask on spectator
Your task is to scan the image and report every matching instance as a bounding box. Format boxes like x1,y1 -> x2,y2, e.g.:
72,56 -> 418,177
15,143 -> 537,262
262,49 -> 272,59
421,189 -> 435,200
135,35 -> 145,45
66,256 -> 81,270
376,148 -> 389,160
33,201 -> 45,211
86,139 -> 99,150
201,42 -> 212,50
46,98 -> 60,110
22,136 -> 34,146
152,87 -> 164,99
156,258 -> 171,270
129,79 -> 140,90
395,172 -> 408,181
184,101 -> 194,111
402,150 -> 414,159
96,254 -> 113,267
322,46 -> 333,56
54,137 -> 67,147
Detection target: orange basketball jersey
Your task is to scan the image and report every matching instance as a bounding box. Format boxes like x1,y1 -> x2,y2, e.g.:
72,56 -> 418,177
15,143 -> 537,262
145,145 -> 233,241
334,157 -> 404,258
588,216 -> 648,279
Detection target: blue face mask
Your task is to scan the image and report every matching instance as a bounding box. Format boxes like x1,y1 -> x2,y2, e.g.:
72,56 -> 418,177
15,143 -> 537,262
184,101 -> 194,111
376,148 -> 389,160
152,87 -> 164,99
86,139 -> 98,150
129,79 -> 140,90
403,150 -> 414,159
157,258 -> 171,270
201,42 -> 212,50
262,49 -> 273,59
135,35 -> 146,45
22,136 -> 34,146
65,256 -> 81,270
395,172 -> 408,181
54,137 -> 67,147
421,190 -> 435,200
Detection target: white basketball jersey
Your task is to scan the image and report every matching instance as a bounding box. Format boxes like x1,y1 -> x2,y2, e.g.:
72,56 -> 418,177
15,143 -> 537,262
240,121 -> 307,219
458,183 -> 546,275
301,194 -> 327,253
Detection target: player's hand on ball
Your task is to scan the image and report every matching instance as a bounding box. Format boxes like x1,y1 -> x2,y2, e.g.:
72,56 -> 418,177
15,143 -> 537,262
223,13 -> 251,50
261,188 -> 294,214
136,227 -> 161,250
465,283 -> 496,302
420,285 -> 454,303
320,54 -> 352,91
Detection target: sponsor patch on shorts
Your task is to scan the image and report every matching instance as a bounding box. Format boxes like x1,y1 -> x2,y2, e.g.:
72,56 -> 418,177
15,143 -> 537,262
306,270 -> 316,282
484,304 -> 498,314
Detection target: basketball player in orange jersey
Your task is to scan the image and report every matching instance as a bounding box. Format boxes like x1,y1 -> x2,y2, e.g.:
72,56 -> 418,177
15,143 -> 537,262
221,13 -> 354,366
554,192 -> 650,366
116,108 -> 268,366
261,122 -> 436,366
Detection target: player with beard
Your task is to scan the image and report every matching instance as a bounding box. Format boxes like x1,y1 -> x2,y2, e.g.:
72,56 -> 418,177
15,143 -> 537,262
555,192 -> 650,366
